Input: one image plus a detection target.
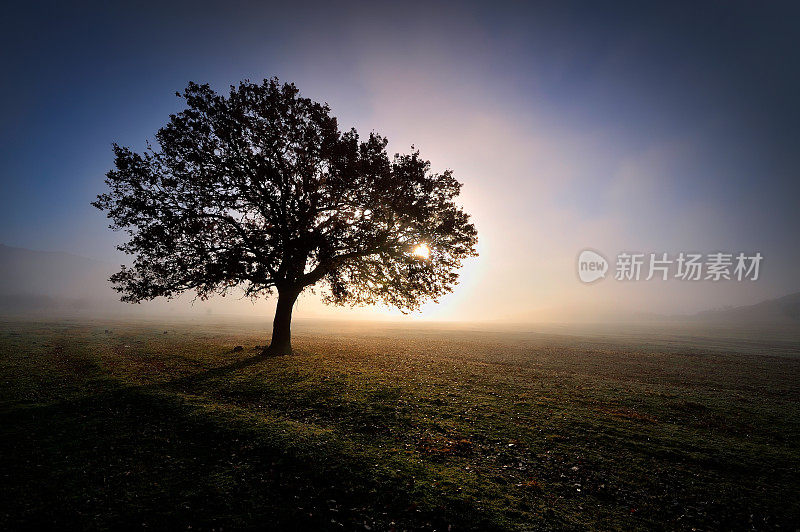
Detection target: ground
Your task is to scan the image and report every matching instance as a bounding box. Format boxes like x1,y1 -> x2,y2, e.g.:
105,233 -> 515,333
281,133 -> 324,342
0,317 -> 798,530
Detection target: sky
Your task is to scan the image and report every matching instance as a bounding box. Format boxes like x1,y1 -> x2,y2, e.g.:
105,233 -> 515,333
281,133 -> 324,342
1,1 -> 799,322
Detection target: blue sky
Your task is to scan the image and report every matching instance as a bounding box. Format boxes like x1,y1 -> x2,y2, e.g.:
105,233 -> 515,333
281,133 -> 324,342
1,1 -> 798,320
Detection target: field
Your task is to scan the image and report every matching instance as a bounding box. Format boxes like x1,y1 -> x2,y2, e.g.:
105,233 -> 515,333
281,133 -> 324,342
1,317 -> 799,530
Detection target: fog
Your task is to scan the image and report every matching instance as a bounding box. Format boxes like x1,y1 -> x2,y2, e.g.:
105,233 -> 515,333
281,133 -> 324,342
1,2 -> 799,324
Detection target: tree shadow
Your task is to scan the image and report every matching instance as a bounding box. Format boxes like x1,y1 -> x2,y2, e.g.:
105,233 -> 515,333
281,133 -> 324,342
0,355 -> 482,532
157,352 -> 273,391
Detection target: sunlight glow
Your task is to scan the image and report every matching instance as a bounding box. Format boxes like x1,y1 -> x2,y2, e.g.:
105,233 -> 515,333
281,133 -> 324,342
412,243 -> 431,259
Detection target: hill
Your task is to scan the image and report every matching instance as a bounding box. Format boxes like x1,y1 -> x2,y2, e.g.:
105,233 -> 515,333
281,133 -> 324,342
695,291 -> 800,324
0,244 -> 118,313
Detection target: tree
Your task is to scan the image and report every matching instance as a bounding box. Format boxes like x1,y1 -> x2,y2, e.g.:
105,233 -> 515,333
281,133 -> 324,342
93,79 -> 478,354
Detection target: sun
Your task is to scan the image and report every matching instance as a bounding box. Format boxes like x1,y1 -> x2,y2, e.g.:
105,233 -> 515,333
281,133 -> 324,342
412,243 -> 431,259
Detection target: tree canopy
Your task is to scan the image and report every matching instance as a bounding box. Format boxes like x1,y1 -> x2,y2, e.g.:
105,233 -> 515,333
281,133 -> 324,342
94,79 -> 478,352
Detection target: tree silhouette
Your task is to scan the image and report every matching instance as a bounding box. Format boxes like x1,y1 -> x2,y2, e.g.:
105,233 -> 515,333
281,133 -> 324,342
93,79 -> 478,353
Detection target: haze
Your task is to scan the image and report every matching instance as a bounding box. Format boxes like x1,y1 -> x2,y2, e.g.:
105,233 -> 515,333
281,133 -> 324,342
1,1 -> 798,323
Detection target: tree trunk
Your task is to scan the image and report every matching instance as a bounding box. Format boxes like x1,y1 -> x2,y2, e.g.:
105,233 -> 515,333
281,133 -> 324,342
266,288 -> 299,354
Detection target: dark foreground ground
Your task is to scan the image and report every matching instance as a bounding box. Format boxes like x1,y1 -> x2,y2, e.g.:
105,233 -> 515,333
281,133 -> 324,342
0,318 -> 798,530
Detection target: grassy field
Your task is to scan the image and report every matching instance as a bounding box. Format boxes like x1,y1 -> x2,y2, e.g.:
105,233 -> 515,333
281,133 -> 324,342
0,317 -> 798,530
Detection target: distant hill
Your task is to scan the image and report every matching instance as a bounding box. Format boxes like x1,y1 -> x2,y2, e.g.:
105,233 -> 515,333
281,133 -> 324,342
694,292 -> 800,323
0,244 -> 272,318
0,243 -> 119,313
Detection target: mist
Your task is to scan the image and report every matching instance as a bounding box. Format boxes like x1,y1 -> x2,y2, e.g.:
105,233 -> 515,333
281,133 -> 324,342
1,1 -> 799,323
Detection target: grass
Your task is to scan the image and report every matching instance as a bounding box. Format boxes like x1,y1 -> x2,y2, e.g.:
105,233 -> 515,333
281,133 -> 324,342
0,318 -> 798,530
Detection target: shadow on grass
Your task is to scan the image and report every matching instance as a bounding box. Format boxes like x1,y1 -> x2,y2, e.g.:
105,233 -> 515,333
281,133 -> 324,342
160,352 -> 274,389
0,354 -> 499,531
